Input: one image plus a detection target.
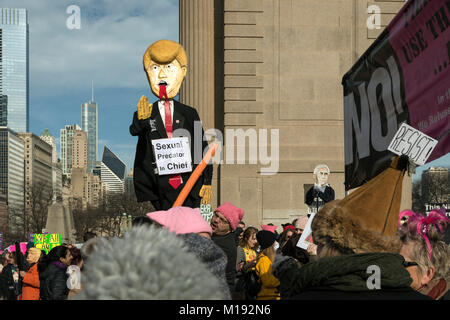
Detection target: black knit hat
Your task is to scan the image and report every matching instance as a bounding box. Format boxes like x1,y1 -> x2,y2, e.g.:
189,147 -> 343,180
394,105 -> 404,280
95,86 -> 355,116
256,230 -> 276,251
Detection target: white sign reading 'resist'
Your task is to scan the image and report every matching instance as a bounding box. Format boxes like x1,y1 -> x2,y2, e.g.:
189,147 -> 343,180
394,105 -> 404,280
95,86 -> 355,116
387,123 -> 438,166
152,137 -> 192,176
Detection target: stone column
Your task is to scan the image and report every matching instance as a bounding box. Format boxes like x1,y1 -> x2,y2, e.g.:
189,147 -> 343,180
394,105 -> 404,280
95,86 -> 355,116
180,0 -> 220,208
179,0 -> 215,132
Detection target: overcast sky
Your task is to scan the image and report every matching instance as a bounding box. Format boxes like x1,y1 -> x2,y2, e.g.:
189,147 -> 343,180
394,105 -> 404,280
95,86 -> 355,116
3,0 -> 448,180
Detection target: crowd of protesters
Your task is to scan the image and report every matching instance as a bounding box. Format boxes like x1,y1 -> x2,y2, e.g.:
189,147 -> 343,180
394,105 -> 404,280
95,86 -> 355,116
0,201 -> 448,300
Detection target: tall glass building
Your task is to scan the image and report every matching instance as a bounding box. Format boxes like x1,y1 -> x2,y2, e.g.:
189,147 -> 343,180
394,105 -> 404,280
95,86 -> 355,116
81,100 -> 97,173
0,8 -> 29,133
100,146 -> 125,193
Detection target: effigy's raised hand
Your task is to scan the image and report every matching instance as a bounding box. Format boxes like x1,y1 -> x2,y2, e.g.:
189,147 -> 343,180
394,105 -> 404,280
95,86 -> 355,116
137,95 -> 152,120
199,185 -> 212,205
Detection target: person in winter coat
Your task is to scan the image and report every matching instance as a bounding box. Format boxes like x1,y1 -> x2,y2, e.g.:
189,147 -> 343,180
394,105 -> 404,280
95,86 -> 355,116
72,225 -> 223,300
236,227 -> 258,273
255,230 -> 280,300
0,251 -> 20,300
273,156 -> 431,300
20,247 -> 41,300
147,206 -> 231,299
235,226 -> 258,300
210,202 -> 244,295
38,246 -> 72,300
397,208 -> 450,300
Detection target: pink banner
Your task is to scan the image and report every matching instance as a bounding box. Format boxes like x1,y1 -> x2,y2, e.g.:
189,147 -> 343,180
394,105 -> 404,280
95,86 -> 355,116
388,0 -> 450,162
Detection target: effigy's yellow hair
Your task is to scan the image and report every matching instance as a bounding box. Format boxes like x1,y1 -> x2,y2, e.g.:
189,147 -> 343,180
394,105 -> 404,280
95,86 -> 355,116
143,39 -> 187,70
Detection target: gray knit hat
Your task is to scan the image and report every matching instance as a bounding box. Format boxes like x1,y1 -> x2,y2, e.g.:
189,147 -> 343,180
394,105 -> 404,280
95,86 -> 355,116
72,226 -> 223,300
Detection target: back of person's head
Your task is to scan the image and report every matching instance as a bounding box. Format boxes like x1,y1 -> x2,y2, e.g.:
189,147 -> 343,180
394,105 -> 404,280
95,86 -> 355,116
280,233 -> 310,265
83,232 -> 97,243
72,225 -> 223,300
132,216 -> 155,227
38,245 -> 68,273
69,246 -> 82,266
80,237 -> 102,262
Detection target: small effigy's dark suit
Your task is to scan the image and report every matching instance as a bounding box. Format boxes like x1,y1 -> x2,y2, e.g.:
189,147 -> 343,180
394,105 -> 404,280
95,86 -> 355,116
130,99 -> 212,210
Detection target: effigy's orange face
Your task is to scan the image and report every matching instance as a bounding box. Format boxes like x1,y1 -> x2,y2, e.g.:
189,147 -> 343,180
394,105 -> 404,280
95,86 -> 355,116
146,58 -> 186,99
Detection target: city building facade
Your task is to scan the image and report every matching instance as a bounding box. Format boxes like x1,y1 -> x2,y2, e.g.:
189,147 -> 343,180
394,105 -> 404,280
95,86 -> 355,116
60,123 -> 81,179
72,130 -> 88,170
18,133 -> 53,214
0,8 -> 29,133
0,127 -> 24,233
422,167 -> 449,204
40,128 -> 57,164
124,169 -> 134,197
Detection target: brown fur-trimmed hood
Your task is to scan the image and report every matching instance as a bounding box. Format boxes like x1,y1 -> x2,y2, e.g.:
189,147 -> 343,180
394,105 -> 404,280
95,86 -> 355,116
312,200 -> 402,254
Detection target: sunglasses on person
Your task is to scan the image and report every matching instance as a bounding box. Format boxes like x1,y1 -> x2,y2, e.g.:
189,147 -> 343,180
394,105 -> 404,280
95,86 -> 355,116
402,261 -> 418,268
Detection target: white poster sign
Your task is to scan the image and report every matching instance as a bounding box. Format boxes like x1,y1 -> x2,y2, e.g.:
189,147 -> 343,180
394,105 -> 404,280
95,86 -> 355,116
296,212 -> 316,250
387,123 -> 438,166
152,137 -> 192,175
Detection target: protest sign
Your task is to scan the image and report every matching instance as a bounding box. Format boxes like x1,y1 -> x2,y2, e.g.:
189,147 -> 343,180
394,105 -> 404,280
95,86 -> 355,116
152,137 -> 192,175
34,234 -> 62,254
296,213 -> 316,250
343,0 -> 449,190
200,203 -> 214,223
387,123 -> 438,165
425,203 -> 450,218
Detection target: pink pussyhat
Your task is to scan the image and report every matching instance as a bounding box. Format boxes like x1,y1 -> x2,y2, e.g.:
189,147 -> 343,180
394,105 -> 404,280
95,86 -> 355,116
147,207 -> 212,235
214,202 -> 244,231
261,224 -> 278,234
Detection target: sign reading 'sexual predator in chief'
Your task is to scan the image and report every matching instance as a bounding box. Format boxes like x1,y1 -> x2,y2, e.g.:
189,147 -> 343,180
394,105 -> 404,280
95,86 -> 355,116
152,137 -> 192,175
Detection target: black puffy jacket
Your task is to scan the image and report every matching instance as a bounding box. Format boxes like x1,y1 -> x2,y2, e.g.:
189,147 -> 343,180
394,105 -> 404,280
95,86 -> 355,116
39,262 -> 69,300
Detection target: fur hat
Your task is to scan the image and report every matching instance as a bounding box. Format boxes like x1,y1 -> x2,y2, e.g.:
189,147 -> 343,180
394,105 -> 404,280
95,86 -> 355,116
72,226 -> 223,300
311,156 -> 409,254
257,230 -> 277,251
147,206 -> 212,235
214,202 -> 244,231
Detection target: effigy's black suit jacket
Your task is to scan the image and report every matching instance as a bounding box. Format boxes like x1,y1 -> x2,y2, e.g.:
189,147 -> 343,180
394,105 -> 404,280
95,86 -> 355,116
130,100 -> 212,207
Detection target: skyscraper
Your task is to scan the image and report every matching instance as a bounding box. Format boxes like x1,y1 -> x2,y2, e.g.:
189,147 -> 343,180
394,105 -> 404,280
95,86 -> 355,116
81,83 -> 98,173
0,126 -> 24,233
40,129 -> 62,201
40,128 -> 57,163
60,124 -> 81,179
100,146 -> 125,194
0,8 -> 29,133
18,132 -> 52,214
72,130 -> 88,169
